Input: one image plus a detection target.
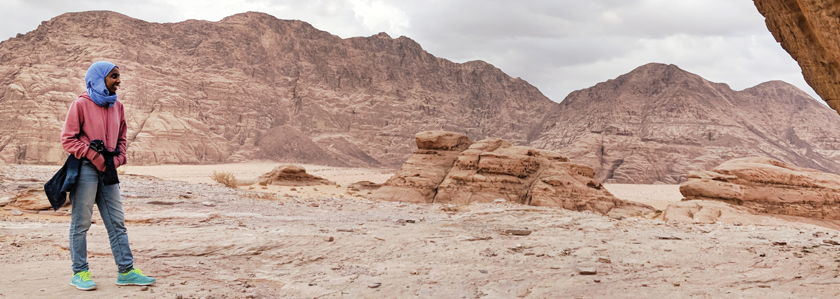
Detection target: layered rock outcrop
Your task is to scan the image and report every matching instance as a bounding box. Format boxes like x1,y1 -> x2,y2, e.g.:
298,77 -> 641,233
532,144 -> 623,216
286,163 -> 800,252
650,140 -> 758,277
531,63 -> 840,184
258,164 -> 333,186
372,131 -> 472,203
753,0 -> 840,114
680,157 -> 840,219
0,180 -> 54,211
0,11 -> 555,167
373,131 -> 652,216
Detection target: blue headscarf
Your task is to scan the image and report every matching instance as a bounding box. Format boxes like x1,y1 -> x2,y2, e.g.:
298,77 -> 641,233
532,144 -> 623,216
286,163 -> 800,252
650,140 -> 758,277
85,61 -> 118,107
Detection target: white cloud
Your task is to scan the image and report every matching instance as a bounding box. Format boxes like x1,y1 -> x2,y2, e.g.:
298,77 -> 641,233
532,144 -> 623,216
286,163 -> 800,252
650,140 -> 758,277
350,0 -> 410,35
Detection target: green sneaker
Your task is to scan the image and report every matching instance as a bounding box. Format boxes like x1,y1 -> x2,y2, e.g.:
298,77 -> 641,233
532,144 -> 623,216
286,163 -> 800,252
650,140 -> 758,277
70,270 -> 97,291
115,268 -> 156,286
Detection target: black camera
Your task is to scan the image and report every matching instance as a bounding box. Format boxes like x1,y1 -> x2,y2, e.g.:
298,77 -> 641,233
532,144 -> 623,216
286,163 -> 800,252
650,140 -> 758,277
89,140 -> 107,153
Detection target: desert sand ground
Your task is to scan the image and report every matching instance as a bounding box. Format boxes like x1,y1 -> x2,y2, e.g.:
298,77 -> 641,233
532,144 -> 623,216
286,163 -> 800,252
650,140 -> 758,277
3,163 -> 840,298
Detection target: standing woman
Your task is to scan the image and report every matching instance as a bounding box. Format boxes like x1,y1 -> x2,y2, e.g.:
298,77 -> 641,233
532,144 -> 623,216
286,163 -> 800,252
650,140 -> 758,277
61,61 -> 155,290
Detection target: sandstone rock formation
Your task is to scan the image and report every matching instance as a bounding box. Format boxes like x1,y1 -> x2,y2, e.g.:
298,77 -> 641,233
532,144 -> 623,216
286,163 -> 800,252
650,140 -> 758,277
373,131 -> 652,216
530,63 -> 840,184
753,0 -> 840,114
258,164 -> 333,186
0,11 -> 555,167
680,157 -> 840,220
372,131 -> 472,203
0,179 -> 54,210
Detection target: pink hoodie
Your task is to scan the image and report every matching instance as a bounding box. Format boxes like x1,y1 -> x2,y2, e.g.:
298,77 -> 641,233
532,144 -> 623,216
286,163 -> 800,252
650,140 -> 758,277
61,92 -> 127,172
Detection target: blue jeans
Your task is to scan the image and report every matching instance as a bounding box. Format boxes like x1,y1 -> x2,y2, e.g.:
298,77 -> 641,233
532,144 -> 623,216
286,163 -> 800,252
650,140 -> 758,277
69,160 -> 133,273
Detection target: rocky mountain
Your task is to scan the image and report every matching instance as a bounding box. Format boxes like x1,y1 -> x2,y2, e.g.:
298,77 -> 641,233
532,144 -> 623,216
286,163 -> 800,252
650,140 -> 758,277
530,63 -> 840,184
5,11 -> 840,185
0,11 -> 555,167
754,0 -> 840,115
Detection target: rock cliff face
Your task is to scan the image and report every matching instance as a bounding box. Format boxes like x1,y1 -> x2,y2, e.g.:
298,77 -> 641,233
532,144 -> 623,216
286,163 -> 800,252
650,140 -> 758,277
680,157 -> 840,220
0,11 -> 555,167
530,63 -> 840,184
753,0 -> 840,114
373,131 -> 652,216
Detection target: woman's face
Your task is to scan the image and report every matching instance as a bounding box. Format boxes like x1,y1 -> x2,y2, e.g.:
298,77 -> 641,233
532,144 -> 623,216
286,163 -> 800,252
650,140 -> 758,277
105,67 -> 120,94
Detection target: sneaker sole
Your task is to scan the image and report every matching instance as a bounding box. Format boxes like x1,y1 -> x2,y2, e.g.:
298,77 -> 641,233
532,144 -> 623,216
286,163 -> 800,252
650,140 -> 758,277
115,281 -> 155,286
70,282 -> 97,291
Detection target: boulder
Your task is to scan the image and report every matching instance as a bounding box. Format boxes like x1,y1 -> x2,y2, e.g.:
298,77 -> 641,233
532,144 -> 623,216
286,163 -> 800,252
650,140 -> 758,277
529,162 -> 649,216
435,142 -> 547,205
680,157 -> 840,219
415,131 -> 473,151
7,187 -> 53,210
258,164 -> 333,186
373,131 -> 653,215
371,131 -> 472,203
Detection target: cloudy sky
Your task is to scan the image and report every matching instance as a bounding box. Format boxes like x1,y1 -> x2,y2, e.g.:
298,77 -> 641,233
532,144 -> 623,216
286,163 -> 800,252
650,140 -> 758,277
0,0 -> 817,102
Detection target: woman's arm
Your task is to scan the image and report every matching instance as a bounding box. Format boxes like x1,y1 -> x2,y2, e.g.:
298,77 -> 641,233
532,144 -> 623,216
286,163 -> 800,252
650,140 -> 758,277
114,103 -> 128,168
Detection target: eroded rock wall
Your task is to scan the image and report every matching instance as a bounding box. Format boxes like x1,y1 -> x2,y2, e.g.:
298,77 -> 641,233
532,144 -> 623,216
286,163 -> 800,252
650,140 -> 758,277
754,0 -> 840,113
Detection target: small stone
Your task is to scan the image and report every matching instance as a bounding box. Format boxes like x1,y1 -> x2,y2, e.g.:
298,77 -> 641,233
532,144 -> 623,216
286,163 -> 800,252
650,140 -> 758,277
577,268 -> 597,275
175,294 -> 183,299
493,198 -> 506,203
642,284 -> 649,287
337,228 -> 354,232
758,285 -> 770,288
594,279 -> 601,283
309,203 -> 319,207
772,241 -> 787,246
170,283 -> 175,286
405,219 -> 415,223
140,286 -> 149,291
10,209 -> 22,216
597,257 -> 611,264
410,271 -> 418,275
290,187 -> 297,191
673,283 -> 680,287
823,239 -> 840,245
795,276 -> 802,279
202,201 -> 215,207
504,229 -> 532,236
325,236 -> 334,242
245,294 -> 256,299
180,281 -> 188,285
368,283 -> 381,288
478,270 -> 488,274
